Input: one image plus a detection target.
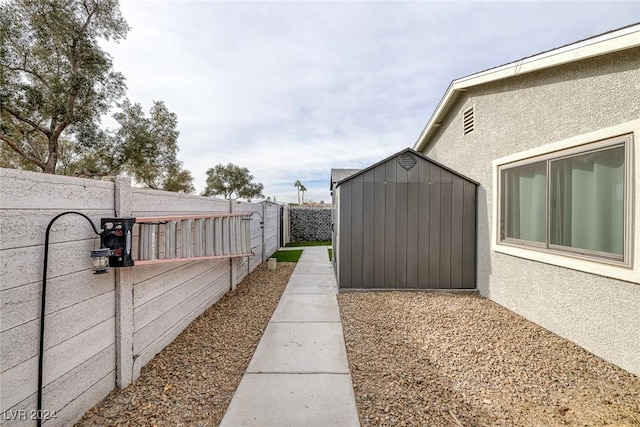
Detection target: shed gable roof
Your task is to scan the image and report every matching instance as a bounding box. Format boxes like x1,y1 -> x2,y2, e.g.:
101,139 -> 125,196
413,23 -> 640,152
330,168 -> 361,189
335,148 -> 479,187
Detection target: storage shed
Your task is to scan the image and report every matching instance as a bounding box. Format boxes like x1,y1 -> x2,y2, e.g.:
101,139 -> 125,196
333,148 -> 478,290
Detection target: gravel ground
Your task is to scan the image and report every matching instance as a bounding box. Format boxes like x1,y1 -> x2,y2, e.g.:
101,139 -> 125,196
77,266 -> 639,427
76,262 -> 296,427
338,292 -> 640,427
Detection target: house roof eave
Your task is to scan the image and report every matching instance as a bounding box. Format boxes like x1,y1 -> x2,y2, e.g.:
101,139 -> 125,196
413,23 -> 640,153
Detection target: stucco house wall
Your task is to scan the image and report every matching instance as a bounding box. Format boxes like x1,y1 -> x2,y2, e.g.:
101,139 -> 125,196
418,46 -> 640,375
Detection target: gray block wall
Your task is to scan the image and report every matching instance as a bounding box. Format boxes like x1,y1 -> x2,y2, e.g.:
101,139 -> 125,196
0,169 -> 282,426
290,208 -> 332,242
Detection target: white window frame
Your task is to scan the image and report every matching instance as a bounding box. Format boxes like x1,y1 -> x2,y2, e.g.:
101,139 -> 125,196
492,120 -> 638,283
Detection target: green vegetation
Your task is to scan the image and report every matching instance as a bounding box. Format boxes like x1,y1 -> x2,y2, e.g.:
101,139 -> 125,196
328,248 -> 332,260
0,0 -> 194,192
202,163 -> 264,201
285,241 -> 331,247
271,250 -> 302,263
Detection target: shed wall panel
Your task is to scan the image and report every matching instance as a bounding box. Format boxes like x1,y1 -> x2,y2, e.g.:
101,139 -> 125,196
395,182 -> 408,288
362,179 -> 375,287
335,150 -> 476,290
440,182 -> 453,288
418,180 -> 431,288
428,167 -> 442,288
373,179 -> 386,288
351,175 -> 364,288
451,179 -> 465,287
384,163 -> 397,286
407,182 -> 420,287
339,182 -> 352,288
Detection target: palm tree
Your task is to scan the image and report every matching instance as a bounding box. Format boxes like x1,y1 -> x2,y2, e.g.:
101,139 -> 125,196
300,183 -> 307,204
294,180 -> 302,205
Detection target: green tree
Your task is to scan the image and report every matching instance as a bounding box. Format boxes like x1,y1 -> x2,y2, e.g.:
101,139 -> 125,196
45,100 -> 195,193
57,128 -> 124,177
202,163 -> 264,201
115,100 -> 194,193
0,0 -> 129,173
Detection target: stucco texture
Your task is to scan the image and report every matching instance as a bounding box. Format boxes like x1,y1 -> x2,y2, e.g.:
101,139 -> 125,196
422,47 -> 640,375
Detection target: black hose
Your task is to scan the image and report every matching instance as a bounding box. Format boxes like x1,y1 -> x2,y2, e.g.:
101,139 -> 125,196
38,212 -> 101,426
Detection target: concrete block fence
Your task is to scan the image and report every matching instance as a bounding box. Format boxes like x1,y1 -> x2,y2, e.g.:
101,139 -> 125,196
0,168 -> 286,426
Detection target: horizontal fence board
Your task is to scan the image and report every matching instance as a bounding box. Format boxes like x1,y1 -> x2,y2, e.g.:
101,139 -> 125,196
133,259 -> 226,309
134,254 -> 250,266
133,272 -> 229,358
0,210 -> 114,251
2,345 -> 115,427
133,271 -> 229,353
136,282 -> 228,370
235,258 -> 249,284
129,261 -> 192,289
0,170 -> 115,211
131,188 -> 229,215
1,239 -> 104,292
43,317 -> 114,387
0,271 -> 113,333
248,253 -> 261,272
1,318 -> 114,412
1,291 -> 114,372
134,263 -> 228,332
47,367 -> 115,427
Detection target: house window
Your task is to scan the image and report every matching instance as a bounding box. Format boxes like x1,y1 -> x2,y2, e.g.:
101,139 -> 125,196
499,134 -> 631,264
502,160 -> 547,244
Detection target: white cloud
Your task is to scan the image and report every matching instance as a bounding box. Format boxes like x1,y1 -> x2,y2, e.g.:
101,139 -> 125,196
101,0 -> 640,203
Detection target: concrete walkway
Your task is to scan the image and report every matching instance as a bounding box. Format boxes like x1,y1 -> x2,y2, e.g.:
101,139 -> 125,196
220,246 -> 360,427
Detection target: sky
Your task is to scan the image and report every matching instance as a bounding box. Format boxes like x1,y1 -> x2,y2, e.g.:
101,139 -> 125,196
100,1 -> 640,204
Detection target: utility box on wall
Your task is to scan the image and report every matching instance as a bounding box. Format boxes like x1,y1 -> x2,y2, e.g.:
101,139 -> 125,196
333,148 -> 478,290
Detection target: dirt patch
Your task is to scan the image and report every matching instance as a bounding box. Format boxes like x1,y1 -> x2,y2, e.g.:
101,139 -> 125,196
338,292 -> 640,427
76,262 -> 296,427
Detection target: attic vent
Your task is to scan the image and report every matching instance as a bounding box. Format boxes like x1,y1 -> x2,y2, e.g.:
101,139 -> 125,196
398,153 -> 417,170
463,107 -> 474,135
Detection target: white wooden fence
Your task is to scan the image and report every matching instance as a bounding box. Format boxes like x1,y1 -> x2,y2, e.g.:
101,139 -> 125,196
0,169 -> 287,426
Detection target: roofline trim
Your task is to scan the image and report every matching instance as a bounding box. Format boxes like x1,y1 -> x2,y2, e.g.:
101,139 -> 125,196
413,23 -> 640,152
335,147 -> 480,187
